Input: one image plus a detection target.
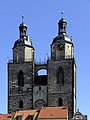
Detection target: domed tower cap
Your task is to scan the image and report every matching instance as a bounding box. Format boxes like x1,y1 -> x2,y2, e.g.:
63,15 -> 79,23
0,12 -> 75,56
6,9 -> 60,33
19,16 -> 27,28
19,22 -> 27,28
76,109 -> 82,115
59,18 -> 67,23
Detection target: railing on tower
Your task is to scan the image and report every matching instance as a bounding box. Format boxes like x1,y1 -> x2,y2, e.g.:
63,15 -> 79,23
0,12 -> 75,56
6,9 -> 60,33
34,58 -> 50,65
8,58 -> 34,63
8,55 -> 74,64
8,57 -> 50,64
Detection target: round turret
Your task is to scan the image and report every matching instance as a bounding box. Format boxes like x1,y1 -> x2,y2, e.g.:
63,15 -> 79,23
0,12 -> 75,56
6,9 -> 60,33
58,12 -> 67,35
19,22 -> 27,38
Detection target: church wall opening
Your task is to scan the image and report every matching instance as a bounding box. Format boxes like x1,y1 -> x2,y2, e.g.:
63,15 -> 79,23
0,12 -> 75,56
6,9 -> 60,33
34,69 -> 47,85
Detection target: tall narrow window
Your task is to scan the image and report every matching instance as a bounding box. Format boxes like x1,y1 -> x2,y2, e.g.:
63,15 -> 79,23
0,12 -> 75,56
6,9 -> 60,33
18,70 -> 24,86
58,97 -> 63,106
57,67 -> 64,85
19,100 -> 23,108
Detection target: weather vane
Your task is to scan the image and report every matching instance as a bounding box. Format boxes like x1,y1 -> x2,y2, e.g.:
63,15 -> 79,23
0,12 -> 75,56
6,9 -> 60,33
61,11 -> 64,18
22,15 -> 24,23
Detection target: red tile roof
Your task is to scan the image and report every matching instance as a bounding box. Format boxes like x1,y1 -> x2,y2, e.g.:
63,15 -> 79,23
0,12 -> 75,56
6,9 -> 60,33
38,106 -> 68,119
14,110 -> 39,120
0,114 -> 11,120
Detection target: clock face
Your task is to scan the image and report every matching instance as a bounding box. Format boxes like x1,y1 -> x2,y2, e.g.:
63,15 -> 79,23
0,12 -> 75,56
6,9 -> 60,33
58,44 -> 64,51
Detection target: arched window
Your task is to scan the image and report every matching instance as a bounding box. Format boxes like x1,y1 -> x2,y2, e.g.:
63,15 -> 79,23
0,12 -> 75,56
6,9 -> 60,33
18,70 -> 24,86
34,99 -> 46,109
34,69 -> 47,85
58,97 -> 63,106
19,100 -> 23,108
57,67 -> 64,85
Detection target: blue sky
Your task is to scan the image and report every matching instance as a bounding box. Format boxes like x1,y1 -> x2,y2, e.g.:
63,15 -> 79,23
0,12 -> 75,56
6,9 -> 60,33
0,0 -> 90,119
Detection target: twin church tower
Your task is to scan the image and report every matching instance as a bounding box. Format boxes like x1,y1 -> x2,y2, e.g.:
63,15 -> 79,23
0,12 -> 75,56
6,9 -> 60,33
8,14 -> 76,118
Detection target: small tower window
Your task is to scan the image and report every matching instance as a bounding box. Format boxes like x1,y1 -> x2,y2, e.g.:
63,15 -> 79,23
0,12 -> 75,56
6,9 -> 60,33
57,67 -> 64,85
18,70 -> 24,86
58,97 -> 63,106
39,86 -> 41,91
19,100 -> 23,108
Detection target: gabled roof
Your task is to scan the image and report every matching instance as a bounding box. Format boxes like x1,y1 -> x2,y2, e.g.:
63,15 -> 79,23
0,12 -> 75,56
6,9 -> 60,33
38,106 -> 68,119
14,110 -> 39,120
0,114 -> 11,120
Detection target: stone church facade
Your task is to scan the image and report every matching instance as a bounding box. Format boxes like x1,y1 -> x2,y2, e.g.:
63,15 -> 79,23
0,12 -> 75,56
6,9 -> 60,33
8,15 -> 76,118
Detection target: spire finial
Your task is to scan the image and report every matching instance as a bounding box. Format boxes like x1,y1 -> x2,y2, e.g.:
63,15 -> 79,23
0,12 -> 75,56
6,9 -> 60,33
22,15 -> 24,23
61,11 -> 64,18
77,109 -> 79,112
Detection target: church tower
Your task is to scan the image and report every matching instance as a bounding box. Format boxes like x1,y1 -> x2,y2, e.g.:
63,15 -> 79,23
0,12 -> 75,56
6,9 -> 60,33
8,17 -> 34,112
47,13 -> 76,118
8,14 -> 76,119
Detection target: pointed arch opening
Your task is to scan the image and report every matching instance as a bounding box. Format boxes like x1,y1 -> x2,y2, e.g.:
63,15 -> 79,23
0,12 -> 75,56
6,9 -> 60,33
58,97 -> 63,106
18,70 -> 24,86
34,99 -> 46,109
19,100 -> 23,108
57,66 -> 64,85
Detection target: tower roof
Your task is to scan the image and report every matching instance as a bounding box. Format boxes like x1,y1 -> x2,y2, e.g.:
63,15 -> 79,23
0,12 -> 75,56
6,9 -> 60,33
19,22 -> 27,28
13,16 -> 34,50
19,15 -> 27,28
52,34 -> 73,45
59,18 -> 67,23
74,109 -> 82,115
